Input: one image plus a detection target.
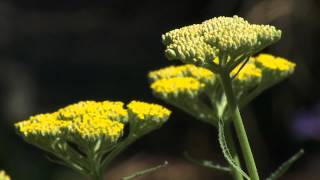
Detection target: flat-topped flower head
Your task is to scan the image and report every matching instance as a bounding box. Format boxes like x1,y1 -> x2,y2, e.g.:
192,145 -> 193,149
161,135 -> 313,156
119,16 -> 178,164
254,53 -> 296,72
148,64 -> 215,84
150,77 -> 204,99
15,99 -> 170,178
252,53 -> 296,83
15,100 -> 128,151
127,101 -> 171,121
15,112 -> 71,138
70,115 -> 124,143
231,62 -> 262,95
127,101 -> 171,135
58,100 -> 128,123
162,16 -> 281,69
232,62 -> 262,82
0,171 -> 10,180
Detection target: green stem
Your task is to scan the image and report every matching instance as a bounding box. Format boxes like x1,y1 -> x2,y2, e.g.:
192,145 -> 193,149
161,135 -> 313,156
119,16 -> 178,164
219,71 -> 260,180
225,124 -> 244,180
103,136 -> 137,169
87,151 -> 102,180
92,170 -> 102,180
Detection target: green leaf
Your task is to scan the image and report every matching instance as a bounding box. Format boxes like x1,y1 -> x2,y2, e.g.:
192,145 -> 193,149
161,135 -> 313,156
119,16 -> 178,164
266,149 -> 304,180
122,161 -> 168,180
218,119 -> 250,180
183,151 -> 231,172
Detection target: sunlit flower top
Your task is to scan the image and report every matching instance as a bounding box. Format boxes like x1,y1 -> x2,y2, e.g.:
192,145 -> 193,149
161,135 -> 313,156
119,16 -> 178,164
150,77 -> 204,98
58,101 -> 128,123
16,100 -> 171,145
231,62 -> 262,82
162,16 -> 281,68
149,53 -> 295,101
15,112 -> 71,137
15,100 -> 171,176
70,115 -> 124,142
15,100 -> 126,144
0,171 -> 10,180
127,101 -> 171,122
254,53 -> 296,72
148,64 -> 214,83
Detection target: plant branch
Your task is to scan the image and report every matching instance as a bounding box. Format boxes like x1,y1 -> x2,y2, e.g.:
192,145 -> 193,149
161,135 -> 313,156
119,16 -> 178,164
219,70 -> 260,180
122,161 -> 168,180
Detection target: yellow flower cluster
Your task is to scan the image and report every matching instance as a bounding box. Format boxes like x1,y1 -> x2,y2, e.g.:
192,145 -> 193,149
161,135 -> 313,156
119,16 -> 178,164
58,101 -> 128,123
231,63 -> 262,81
254,53 -> 296,72
162,16 -> 281,66
15,100 -> 127,143
71,114 -> 124,141
16,100 -> 171,144
0,171 -> 10,180
127,101 -> 171,121
15,113 -> 71,137
149,53 -> 295,100
150,77 -> 204,97
148,64 -> 214,83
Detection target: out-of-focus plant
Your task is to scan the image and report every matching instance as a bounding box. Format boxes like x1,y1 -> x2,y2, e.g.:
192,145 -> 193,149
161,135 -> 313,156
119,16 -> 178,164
149,16 -> 303,180
15,100 -> 171,180
0,170 -> 10,180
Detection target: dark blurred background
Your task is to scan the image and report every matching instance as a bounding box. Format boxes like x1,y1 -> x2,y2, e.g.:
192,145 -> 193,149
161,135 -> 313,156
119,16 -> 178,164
0,0 -> 320,179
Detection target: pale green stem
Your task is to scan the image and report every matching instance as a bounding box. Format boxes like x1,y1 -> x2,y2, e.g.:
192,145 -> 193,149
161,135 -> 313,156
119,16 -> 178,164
219,71 -> 260,180
225,124 -> 244,180
87,150 -> 102,180
103,136 -> 137,169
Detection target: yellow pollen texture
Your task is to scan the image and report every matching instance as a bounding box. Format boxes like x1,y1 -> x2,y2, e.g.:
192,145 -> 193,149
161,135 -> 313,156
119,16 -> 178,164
231,63 -> 262,81
71,115 -> 124,141
254,53 -> 296,71
127,101 -> 171,121
149,64 -> 214,82
15,100 -> 127,142
58,100 -> 128,123
15,113 -> 71,137
150,77 -> 204,95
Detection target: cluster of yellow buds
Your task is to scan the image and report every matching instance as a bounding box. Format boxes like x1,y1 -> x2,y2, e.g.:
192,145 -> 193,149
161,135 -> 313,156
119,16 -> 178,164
162,16 -> 281,70
149,53 -> 295,125
15,100 -> 171,177
0,171 -> 10,180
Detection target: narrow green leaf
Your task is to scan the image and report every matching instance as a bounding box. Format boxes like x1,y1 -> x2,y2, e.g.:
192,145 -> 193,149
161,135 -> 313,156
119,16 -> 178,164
218,119 -> 250,180
122,161 -> 168,180
183,151 -> 231,172
266,149 -> 304,180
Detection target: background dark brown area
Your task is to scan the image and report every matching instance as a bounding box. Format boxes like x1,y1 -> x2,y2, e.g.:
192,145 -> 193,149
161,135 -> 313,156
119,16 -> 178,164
0,0 -> 320,179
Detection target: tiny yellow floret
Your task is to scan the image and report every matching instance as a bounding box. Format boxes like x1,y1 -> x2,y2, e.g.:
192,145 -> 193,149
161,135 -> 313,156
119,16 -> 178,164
231,63 -> 262,81
254,53 -> 296,72
149,64 -> 214,83
58,100 -> 128,123
15,112 -> 71,137
71,115 -> 124,141
127,101 -> 171,121
162,16 -> 281,67
15,100 -> 127,144
150,77 -> 204,95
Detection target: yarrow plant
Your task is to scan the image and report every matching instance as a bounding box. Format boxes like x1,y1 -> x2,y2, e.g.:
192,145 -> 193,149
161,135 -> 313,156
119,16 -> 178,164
149,16 -> 302,180
13,15 -> 304,180
15,100 -> 171,180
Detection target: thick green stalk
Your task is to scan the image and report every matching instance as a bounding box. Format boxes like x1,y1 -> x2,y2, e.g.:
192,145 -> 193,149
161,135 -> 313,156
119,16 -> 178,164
103,136 -> 137,169
225,124 -> 244,180
92,171 -> 102,180
219,71 -> 260,180
87,150 -> 103,180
